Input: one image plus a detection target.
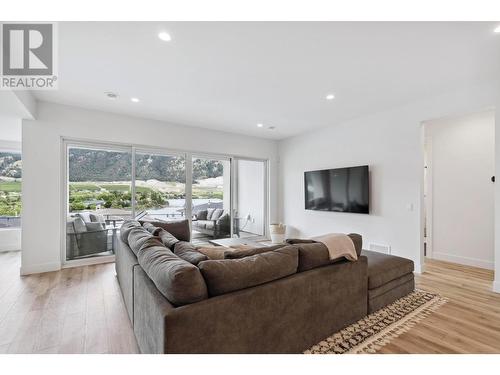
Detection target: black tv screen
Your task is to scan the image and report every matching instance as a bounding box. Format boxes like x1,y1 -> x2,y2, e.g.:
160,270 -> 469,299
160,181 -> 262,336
304,165 -> 369,214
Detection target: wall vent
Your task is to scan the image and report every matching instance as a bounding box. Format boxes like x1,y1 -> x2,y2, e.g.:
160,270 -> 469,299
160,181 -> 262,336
369,243 -> 391,254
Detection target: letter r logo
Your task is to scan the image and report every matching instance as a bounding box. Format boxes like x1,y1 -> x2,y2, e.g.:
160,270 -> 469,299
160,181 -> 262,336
2,23 -> 53,76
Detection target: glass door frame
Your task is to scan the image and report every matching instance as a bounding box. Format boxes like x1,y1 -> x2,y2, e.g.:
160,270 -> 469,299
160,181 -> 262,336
61,137 -> 270,267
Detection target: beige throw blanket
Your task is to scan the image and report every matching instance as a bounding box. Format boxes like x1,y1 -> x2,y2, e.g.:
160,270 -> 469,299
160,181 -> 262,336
310,233 -> 358,262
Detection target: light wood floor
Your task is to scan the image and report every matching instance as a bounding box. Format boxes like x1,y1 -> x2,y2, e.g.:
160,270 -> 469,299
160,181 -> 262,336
1,251 -> 499,354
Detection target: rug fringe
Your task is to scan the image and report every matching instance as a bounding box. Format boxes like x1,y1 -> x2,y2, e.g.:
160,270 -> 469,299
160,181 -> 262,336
304,290 -> 448,354
348,295 -> 448,354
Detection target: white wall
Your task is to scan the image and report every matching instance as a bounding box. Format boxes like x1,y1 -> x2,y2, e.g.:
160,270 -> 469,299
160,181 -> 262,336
21,101 -> 278,275
236,159 -> 265,236
424,111 -> 495,269
0,115 -> 22,144
278,83 -> 497,273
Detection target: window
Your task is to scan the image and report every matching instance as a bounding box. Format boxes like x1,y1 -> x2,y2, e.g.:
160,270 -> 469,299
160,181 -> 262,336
0,151 -> 22,228
63,140 -> 269,263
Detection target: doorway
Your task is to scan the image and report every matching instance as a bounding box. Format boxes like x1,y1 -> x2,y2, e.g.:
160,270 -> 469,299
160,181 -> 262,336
422,110 -> 495,270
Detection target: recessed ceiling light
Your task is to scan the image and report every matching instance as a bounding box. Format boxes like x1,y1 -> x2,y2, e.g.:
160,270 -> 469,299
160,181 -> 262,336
158,32 -> 172,41
257,123 -> 264,128
105,92 -> 118,99
326,94 -> 335,100
131,97 -> 140,103
495,25 -> 500,33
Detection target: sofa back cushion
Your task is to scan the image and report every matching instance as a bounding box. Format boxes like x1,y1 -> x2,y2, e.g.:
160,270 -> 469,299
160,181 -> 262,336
128,227 -> 156,255
223,244 -> 286,259
286,233 -> 363,272
76,212 -> 92,223
211,208 -> 224,221
137,238 -> 208,306
139,219 -> 191,242
142,221 -> 162,236
347,233 -> 363,257
120,220 -> 142,242
73,216 -> 87,233
196,210 -> 208,220
198,245 -> 299,296
157,228 -> 180,249
206,208 -> 216,220
173,241 -> 208,265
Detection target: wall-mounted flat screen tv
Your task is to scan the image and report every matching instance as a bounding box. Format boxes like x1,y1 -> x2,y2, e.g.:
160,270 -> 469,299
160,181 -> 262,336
304,165 -> 369,214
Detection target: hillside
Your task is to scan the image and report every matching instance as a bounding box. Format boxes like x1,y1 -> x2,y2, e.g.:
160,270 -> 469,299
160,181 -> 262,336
0,150 -> 223,182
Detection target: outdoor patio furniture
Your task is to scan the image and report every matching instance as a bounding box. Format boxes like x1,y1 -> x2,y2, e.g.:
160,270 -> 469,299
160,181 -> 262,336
66,212 -> 117,260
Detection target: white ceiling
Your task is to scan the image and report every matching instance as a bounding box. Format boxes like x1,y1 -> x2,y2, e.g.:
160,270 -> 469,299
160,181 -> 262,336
34,22 -> 500,140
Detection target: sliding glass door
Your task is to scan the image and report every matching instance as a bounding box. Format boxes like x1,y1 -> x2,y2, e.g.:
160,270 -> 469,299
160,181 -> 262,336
191,156 -> 231,243
64,140 -> 268,263
66,145 -> 132,261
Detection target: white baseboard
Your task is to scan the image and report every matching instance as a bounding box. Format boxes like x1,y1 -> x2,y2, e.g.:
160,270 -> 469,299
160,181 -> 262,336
414,263 -> 425,274
432,251 -> 494,270
493,281 -> 500,294
20,261 -> 61,275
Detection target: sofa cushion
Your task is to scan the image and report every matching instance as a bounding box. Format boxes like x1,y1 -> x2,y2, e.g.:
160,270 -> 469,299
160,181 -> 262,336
211,208 -> 224,221
128,227 -> 156,255
348,233 -> 363,257
157,228 -> 179,249
287,233 -> 363,257
72,217 -> 87,233
120,220 -> 142,242
224,244 -> 286,259
361,250 -> 414,289
295,242 -> 331,272
142,221 -> 162,235
139,219 -> 190,242
206,208 -> 216,220
196,246 -> 227,260
196,210 -> 208,220
173,241 -> 208,265
137,238 -> 208,306
198,245 -> 299,296
76,212 -> 92,223
89,213 -> 105,223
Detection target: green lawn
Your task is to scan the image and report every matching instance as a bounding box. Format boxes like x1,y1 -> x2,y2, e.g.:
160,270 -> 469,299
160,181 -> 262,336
0,181 -> 21,192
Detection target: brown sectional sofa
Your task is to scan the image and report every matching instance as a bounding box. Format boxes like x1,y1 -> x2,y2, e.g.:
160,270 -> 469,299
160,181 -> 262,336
115,220 -> 414,353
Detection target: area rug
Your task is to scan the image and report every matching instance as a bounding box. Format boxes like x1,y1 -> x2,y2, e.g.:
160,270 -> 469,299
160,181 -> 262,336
304,290 -> 447,354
